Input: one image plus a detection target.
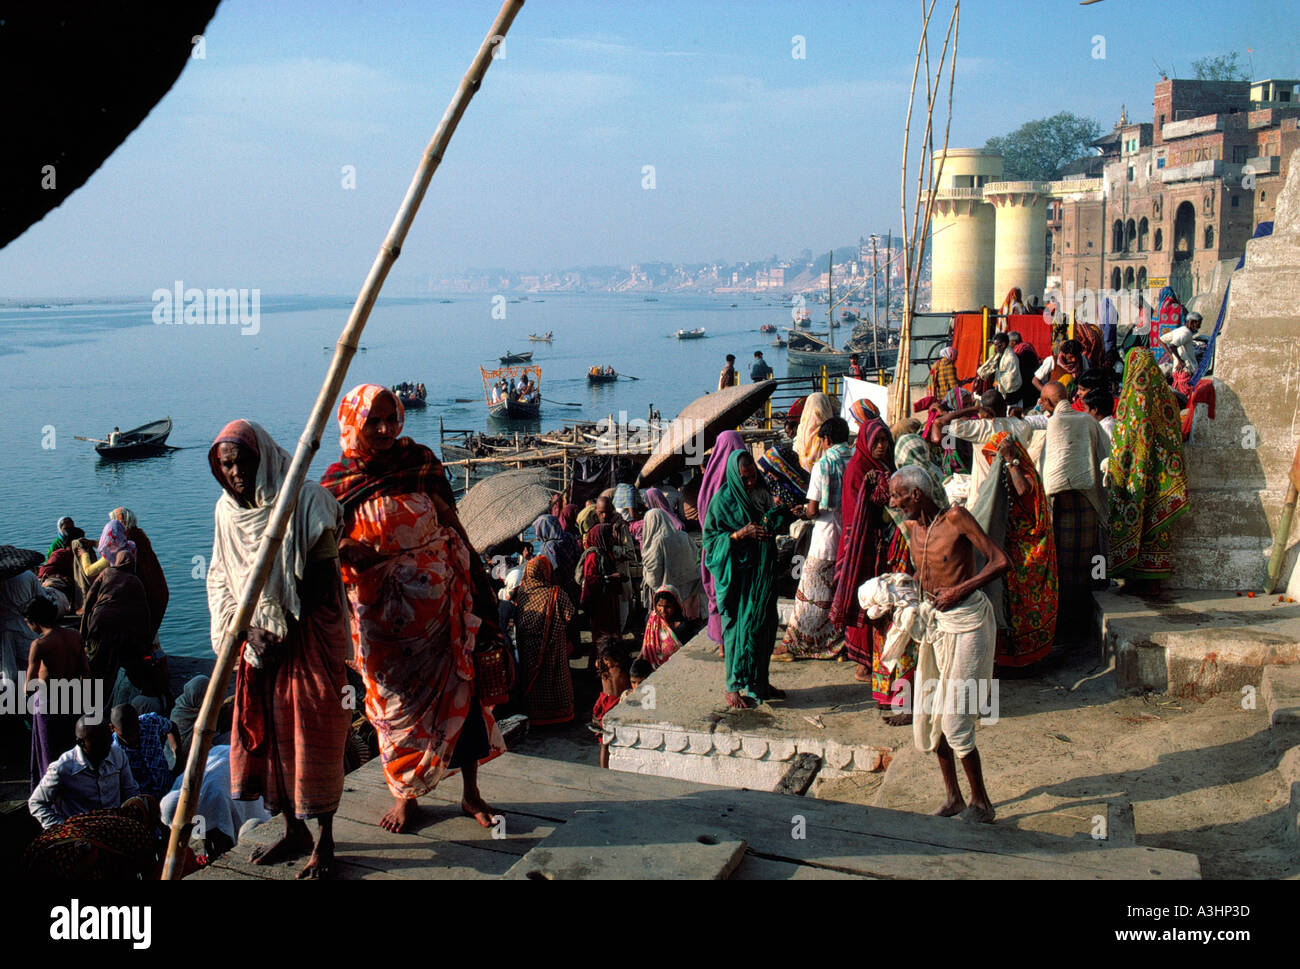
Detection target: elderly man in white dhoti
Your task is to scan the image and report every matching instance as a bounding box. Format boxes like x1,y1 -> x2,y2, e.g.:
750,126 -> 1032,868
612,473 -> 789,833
888,465 -> 1009,823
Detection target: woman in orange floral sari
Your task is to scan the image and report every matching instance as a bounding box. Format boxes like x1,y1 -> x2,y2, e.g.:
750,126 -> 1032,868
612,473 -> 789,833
321,385 -> 505,833
968,431 -> 1058,667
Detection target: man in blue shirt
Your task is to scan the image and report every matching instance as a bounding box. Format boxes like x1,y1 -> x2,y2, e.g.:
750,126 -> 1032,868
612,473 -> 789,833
750,351 -> 774,381
111,704 -> 179,799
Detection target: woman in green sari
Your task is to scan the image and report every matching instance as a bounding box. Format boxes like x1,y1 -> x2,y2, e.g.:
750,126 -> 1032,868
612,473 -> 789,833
703,450 -> 795,709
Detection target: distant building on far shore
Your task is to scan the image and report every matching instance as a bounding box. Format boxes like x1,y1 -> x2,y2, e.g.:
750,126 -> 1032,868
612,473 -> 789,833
929,78 -> 1300,313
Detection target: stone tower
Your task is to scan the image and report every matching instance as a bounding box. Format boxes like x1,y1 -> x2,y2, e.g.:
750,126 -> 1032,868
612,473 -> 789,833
929,149 -> 1002,312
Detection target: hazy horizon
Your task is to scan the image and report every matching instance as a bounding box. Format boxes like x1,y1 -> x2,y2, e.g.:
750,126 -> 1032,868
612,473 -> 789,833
1,0 -> 1295,298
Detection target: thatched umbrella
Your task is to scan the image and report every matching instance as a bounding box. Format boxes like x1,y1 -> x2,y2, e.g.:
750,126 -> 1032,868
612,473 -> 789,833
636,381 -> 776,487
459,469 -> 554,554
0,546 -> 45,582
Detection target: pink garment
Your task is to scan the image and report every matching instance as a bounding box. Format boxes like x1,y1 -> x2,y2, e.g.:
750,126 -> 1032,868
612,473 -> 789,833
697,431 -> 747,644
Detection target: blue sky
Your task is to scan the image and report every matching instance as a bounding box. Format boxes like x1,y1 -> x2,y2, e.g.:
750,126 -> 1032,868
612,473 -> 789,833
2,0 -> 1295,295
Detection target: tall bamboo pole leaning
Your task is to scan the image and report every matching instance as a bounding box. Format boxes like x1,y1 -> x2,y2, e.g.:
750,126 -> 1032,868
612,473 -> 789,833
161,0 -> 526,880
891,0 -> 959,421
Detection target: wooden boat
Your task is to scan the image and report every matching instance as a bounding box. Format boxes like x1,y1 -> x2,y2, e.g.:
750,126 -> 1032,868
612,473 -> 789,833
674,327 -> 706,340
759,323 -> 777,333
587,366 -> 618,384
499,350 -> 533,364
528,331 -> 553,342
786,332 -> 899,371
771,337 -> 787,348
88,417 -> 173,459
393,383 -> 427,409
482,364 -> 542,419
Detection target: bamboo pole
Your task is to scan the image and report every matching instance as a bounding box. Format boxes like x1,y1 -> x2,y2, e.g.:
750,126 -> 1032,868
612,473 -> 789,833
162,0 -> 526,880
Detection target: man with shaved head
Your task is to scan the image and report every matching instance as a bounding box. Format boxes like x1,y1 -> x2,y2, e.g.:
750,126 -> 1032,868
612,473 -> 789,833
29,715 -> 140,829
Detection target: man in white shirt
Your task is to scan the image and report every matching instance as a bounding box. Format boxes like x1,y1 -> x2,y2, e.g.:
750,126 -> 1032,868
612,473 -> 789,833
29,717 -> 140,829
930,390 -> 1033,501
1037,381 -> 1108,611
976,333 -> 1021,399
1159,312 -> 1202,375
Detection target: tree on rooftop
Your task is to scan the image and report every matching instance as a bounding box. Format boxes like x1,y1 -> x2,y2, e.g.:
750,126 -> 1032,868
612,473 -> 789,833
984,113 -> 1103,182
1191,52 -> 1247,81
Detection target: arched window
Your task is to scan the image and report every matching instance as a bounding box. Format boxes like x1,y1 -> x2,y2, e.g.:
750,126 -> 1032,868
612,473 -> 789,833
1137,267 -> 1148,291
1124,267 -> 1135,290
1125,219 -> 1137,253
1111,267 -> 1122,291
1154,228 -> 1163,251
1204,225 -> 1215,248
1112,220 -> 1124,253
1174,201 -> 1196,261
1138,217 -> 1149,251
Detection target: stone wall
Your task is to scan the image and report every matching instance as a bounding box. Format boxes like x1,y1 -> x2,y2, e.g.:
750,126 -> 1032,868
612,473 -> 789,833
1170,147 -> 1300,590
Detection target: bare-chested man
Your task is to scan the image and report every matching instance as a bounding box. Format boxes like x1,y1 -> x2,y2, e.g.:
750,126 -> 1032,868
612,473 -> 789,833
24,595 -> 94,790
888,465 -> 1009,823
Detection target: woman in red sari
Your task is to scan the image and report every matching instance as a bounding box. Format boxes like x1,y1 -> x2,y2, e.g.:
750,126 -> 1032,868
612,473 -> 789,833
830,419 -> 913,720
969,432 -> 1059,667
578,524 -> 623,639
320,385 -> 504,834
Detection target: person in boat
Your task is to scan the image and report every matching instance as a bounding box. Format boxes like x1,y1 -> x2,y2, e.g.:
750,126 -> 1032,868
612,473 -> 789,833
108,427 -> 121,447
702,451 -> 794,708
888,466 -> 1008,823
319,386 -> 505,839
207,418 -> 351,878
24,595 -> 90,792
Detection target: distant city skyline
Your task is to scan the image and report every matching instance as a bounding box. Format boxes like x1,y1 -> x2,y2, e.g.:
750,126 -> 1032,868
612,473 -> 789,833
1,0 -> 1295,297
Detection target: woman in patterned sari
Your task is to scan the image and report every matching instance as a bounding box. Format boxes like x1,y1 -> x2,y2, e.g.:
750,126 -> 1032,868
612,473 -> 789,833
513,556 -> 576,726
320,384 -> 505,834
794,392 -> 836,475
830,419 -> 913,719
969,432 -> 1058,667
1109,347 -> 1190,595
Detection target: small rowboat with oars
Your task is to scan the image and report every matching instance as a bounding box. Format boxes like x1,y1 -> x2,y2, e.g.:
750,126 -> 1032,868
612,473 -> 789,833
75,417 -> 174,460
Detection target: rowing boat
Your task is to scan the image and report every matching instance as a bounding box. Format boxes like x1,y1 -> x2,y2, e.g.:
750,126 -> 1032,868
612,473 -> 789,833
90,418 -> 173,459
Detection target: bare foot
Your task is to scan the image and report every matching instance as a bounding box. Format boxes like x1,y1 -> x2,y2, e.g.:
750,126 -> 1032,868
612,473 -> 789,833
724,690 -> 753,709
882,712 -> 913,726
853,664 -> 872,683
959,803 -> 996,824
298,835 -> 335,879
380,797 -> 417,833
714,646 -> 724,658
461,796 -> 496,829
249,822 -> 313,865
931,798 -> 966,818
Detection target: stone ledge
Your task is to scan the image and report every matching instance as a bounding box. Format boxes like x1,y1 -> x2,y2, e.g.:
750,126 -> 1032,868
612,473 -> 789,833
1099,589 -> 1300,694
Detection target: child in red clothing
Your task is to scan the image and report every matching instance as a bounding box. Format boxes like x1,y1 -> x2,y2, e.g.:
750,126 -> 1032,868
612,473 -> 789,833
592,639 -> 631,768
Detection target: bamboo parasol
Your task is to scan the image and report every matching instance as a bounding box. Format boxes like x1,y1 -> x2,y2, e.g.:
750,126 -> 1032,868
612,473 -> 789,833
162,0 -> 526,879
636,381 -> 776,487
459,469 -> 553,552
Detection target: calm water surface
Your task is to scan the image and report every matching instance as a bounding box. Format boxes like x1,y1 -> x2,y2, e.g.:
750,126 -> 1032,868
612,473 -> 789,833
1,292 -> 817,658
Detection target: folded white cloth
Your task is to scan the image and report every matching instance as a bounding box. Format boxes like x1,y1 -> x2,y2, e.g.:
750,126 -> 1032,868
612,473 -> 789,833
857,572 -> 923,672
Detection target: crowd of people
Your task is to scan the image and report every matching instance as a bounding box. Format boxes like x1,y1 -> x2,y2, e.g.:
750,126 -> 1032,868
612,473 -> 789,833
2,313 -> 1197,871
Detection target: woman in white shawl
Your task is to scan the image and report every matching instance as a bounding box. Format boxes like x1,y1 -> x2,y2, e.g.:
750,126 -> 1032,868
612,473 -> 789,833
639,508 -> 703,619
206,419 -> 350,880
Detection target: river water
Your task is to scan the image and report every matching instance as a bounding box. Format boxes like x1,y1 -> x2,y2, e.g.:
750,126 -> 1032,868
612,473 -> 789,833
1,291 -> 825,658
